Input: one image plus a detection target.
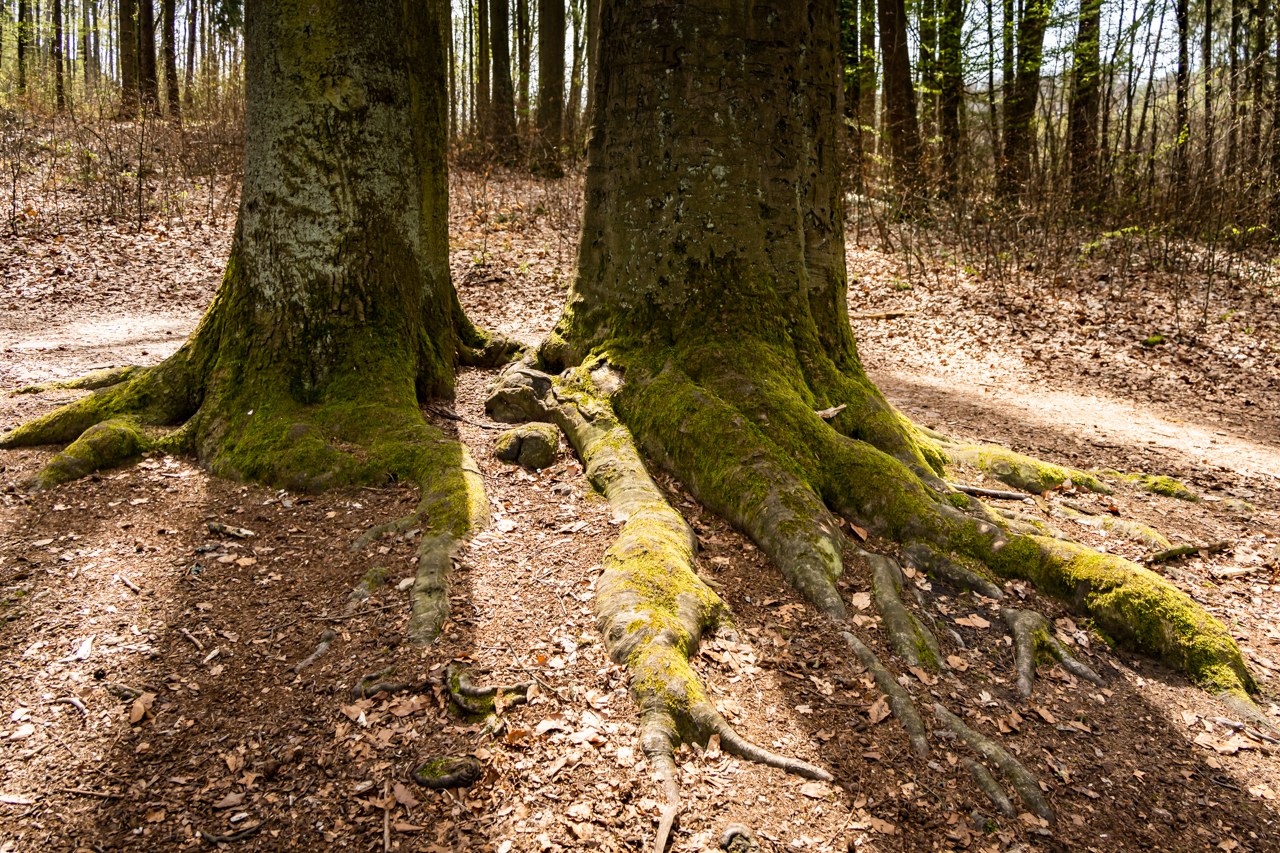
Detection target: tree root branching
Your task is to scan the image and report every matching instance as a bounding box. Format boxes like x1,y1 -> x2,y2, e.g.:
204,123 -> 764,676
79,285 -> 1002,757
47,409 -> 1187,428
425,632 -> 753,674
840,631 -> 930,757
860,549 -> 942,671
487,362 -> 830,853
10,365 -> 145,396
352,670 -> 412,700
961,757 -> 1017,818
1000,608 -> 1105,698
927,432 -> 1113,496
932,704 -> 1054,824
900,544 -> 1004,600
445,663 -> 530,715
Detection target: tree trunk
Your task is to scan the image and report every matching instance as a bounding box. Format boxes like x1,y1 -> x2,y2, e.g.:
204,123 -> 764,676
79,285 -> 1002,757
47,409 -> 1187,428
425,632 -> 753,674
1203,0 -> 1214,183
489,0 -> 517,158
858,0 -> 875,177
18,0 -> 31,95
478,0 -> 491,140
53,0 -> 65,108
138,0 -> 158,105
1173,0 -> 1190,202
1247,0 -> 1269,182
161,0 -> 179,119
1228,0 -> 1242,181
536,0 -> 564,168
1,0 -> 505,649
508,8 -> 1259,825
1067,0 -> 1101,213
584,0 -> 597,141
999,0 -> 1051,196
841,0 -> 859,172
986,0 -> 999,163
516,0 -> 530,139
938,0 -> 963,194
918,0 -> 937,146
119,0 -> 138,108
183,0 -> 195,107
878,0 -> 923,199
565,0 -> 584,149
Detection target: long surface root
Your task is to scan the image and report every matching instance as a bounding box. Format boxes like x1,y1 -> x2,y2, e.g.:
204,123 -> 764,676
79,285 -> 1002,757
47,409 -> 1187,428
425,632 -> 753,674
932,703 -> 1054,823
446,663 -> 530,715
962,757 -> 1017,818
840,631 -> 930,757
862,549 -> 942,671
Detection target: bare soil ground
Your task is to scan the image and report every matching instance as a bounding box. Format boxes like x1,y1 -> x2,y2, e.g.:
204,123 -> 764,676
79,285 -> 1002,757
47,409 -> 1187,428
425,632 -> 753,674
0,168 -> 1278,853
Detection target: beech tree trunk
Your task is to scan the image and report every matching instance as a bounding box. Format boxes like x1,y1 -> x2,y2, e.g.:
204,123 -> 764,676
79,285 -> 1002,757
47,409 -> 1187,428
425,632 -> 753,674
18,0 -> 32,95
478,0 -> 491,140
490,0 -> 518,158
53,0 -> 65,108
162,0 -> 179,119
1067,0 -> 1101,212
999,0 -> 1050,196
878,0 -> 923,199
536,0 -> 564,166
938,0 -> 963,194
1173,0 -> 1190,200
139,0 -> 158,106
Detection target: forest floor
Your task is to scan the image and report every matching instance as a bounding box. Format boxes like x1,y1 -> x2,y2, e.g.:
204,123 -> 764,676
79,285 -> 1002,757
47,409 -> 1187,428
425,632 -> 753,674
0,167 -> 1278,853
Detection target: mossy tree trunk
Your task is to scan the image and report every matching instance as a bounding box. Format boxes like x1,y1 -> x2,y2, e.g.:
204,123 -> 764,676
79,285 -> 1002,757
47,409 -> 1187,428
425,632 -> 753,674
531,0 -> 1257,705
4,0 -> 507,642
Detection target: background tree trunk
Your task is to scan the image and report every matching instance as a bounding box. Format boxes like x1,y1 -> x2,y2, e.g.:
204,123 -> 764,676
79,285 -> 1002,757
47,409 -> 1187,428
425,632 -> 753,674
162,0 -> 179,119
18,0 -> 32,95
938,0 -> 963,194
998,0 -> 1050,196
478,0 -> 491,141
516,0 -> 530,139
1068,0 -> 1102,212
183,0 -> 195,107
1173,0 -> 1190,201
536,0 -> 565,167
490,0 -> 518,158
858,0 -> 875,178
138,0 -> 158,106
119,0 -> 138,109
53,0 -> 65,108
878,0 -> 923,200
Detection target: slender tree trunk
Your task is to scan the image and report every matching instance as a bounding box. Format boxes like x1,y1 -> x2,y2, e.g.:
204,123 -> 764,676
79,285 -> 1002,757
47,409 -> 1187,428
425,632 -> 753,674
161,0 -> 178,118
449,7 -> 457,141
1172,0 -> 1190,201
918,0 -> 937,146
999,0 -> 1051,197
183,0 -> 195,106
1272,0 -> 1280,216
478,0 -> 491,140
878,0 -> 923,199
516,0 -> 530,138
53,0 -> 65,107
987,0 -> 999,162
1247,0 -> 1269,181
565,0 -> 584,148
138,0 -> 157,105
841,0 -> 859,176
536,0 -> 565,167
858,0 -> 876,176
18,0 -> 31,95
584,0 -> 598,141
490,0 -> 518,158
1001,0 -> 1014,165
1228,0 -> 1242,181
1067,0 -> 1101,212
1203,0 -> 1215,182
120,0 -> 138,108
938,0 -> 963,194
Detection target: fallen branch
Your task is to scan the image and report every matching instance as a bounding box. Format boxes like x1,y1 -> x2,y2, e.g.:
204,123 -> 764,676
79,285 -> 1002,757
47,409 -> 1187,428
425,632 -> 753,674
44,697 -> 88,719
291,629 -> 336,674
849,310 -> 916,320
932,703 -> 1054,824
961,758 -> 1016,818
178,628 -> 205,651
1148,541 -> 1230,563
199,823 -> 265,844
947,482 -> 1028,501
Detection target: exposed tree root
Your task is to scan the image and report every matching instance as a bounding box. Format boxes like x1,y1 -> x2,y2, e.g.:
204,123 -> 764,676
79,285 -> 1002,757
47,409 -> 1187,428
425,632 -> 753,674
1000,608 -> 1105,698
932,703 -> 1055,824
987,507 -> 1070,541
351,514 -> 422,553
411,756 -> 482,790
445,663 -> 530,715
961,757 -> 1017,819
1149,541 -> 1230,563
351,672 -> 412,700
839,631 -> 930,757
926,431 -> 1113,496
10,365 -> 145,396
487,362 -> 830,853
1054,505 -> 1171,549
30,417 -> 152,492
719,824 -> 762,853
859,549 -> 942,670
292,629 -> 336,674
900,544 -> 1004,600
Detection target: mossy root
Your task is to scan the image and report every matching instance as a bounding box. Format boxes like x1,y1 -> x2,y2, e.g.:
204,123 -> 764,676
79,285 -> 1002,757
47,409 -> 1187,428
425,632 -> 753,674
486,363 -> 829,853
1055,505 -> 1171,550
901,543 -> 1005,600
932,436 -> 1113,496
1000,607 -> 1105,698
932,703 -> 1054,824
861,549 -> 942,671
840,631 -> 930,757
10,365 -> 147,396
31,417 -> 152,492
446,663 -> 531,715
351,513 -> 422,553
962,757 -> 1017,819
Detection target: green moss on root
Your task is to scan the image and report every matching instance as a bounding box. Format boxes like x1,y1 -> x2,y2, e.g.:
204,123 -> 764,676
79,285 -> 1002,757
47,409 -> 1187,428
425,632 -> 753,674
33,417 -> 152,491
1128,473 -> 1199,502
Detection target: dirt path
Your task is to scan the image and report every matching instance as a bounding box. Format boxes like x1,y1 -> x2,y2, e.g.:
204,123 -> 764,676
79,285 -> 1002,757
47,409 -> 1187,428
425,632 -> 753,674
1,170 -> 1278,853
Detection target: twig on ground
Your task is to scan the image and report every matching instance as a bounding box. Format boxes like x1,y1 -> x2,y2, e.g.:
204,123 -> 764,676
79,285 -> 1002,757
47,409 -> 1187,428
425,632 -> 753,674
199,823 -> 265,844
44,696 -> 87,719
57,787 -> 123,799
1148,541 -> 1230,562
178,628 -> 205,651
849,310 -> 917,320
116,575 -> 142,594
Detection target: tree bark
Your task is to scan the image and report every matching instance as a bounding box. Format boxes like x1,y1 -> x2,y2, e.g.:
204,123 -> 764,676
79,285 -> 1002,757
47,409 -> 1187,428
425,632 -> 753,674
139,0 -> 158,105
878,0 -> 923,200
536,0 -> 564,168
53,0 -> 65,108
858,0 -> 875,174
516,0 -> 530,138
162,0 -> 179,119
1203,0 -> 1214,184
478,0 -> 491,140
1247,0 -> 1269,182
999,0 -> 1050,197
183,0 -> 195,106
18,0 -> 32,95
490,0 -> 518,158
938,0 -> 963,194
1228,0 -> 1242,181
1068,0 -> 1101,213
1173,0 -> 1190,202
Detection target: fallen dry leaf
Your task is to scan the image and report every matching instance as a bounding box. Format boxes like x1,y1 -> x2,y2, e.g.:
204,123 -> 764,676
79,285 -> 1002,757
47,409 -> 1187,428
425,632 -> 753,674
867,696 -> 890,725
